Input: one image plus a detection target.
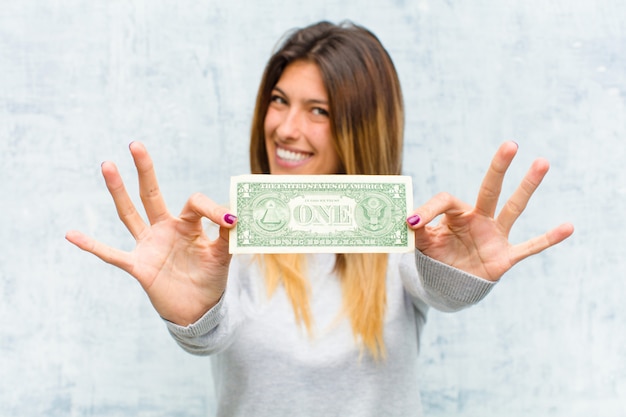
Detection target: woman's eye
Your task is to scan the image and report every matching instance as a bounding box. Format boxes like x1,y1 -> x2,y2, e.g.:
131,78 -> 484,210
312,107 -> 329,117
270,95 -> 287,105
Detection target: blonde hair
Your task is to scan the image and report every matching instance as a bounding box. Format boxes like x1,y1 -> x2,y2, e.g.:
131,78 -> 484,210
249,21 -> 404,359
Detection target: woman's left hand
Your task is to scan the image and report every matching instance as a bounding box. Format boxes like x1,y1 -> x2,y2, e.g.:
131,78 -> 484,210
406,141 -> 574,282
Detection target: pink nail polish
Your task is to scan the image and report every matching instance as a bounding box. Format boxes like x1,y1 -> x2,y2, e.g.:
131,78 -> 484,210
407,214 -> 421,226
224,214 -> 237,225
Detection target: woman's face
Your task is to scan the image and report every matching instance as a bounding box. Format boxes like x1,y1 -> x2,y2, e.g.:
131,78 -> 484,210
264,60 -> 342,175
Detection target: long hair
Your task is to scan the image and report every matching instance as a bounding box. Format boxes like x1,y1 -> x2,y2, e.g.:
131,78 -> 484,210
249,21 -> 404,359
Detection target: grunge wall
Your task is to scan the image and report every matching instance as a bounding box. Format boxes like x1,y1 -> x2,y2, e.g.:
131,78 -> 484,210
1,1 -> 624,416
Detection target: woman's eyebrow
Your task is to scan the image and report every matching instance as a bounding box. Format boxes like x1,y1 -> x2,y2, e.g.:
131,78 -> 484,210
272,86 -> 286,96
272,86 -> 328,105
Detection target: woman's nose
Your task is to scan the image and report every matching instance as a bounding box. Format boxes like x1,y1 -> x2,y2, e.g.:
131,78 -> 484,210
276,109 -> 303,141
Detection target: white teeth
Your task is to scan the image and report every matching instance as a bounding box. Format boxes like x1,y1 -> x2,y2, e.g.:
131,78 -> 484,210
277,147 -> 310,162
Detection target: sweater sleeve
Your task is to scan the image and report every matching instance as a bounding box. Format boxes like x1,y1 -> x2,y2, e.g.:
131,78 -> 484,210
164,292 -> 232,356
401,250 -> 497,313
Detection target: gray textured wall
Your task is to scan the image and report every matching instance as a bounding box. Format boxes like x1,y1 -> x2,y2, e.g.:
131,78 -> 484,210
1,1 -> 624,416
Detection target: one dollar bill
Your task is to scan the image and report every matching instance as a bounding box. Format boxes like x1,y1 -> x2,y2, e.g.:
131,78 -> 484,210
229,175 -> 414,254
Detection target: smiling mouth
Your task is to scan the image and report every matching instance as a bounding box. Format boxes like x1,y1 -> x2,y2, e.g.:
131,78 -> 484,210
276,146 -> 312,163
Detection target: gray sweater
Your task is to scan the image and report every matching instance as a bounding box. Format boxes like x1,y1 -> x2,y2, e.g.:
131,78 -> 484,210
166,251 -> 495,416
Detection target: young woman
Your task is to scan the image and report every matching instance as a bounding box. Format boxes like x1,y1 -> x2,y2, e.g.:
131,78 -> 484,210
66,21 -> 573,416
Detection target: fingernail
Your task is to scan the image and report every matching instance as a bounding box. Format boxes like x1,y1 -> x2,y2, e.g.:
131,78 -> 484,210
224,213 -> 237,225
407,214 -> 421,226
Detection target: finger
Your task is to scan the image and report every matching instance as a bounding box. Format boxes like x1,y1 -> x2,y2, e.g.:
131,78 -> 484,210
216,224 -> 234,259
179,192 -> 238,228
65,230 -> 133,273
101,161 -> 148,239
509,222 -> 575,265
180,193 -> 236,256
130,142 -> 170,225
475,141 -> 518,218
407,192 -> 472,251
407,191 -> 472,229
496,158 -> 550,235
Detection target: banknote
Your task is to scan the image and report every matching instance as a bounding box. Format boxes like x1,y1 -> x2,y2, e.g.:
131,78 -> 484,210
229,175 -> 414,254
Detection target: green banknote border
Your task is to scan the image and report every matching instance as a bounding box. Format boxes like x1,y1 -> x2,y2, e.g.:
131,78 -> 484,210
229,175 -> 414,254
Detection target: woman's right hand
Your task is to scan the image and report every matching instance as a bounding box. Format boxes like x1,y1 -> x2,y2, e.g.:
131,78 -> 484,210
65,142 -> 237,326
